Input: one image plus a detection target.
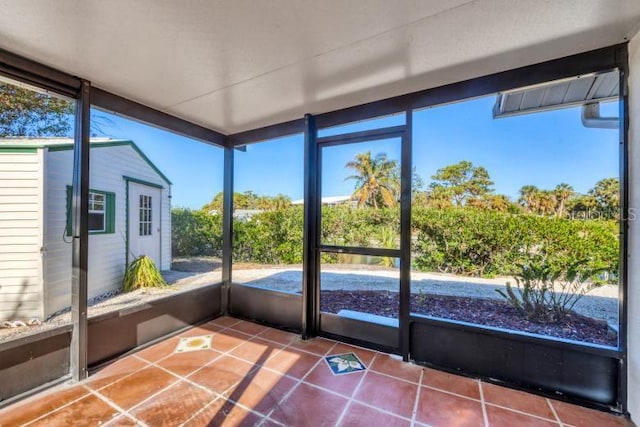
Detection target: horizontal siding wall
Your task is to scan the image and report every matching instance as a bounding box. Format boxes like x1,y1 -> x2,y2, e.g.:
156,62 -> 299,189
161,187 -> 171,270
43,148 -> 72,315
0,151 -> 43,321
44,145 -> 171,316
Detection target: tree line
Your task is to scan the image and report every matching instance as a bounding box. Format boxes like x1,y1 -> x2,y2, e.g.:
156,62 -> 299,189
201,152 -> 619,220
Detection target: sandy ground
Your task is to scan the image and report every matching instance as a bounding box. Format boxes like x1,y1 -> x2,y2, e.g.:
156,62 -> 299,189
232,266 -> 619,326
0,269 -> 222,343
0,259 -> 619,343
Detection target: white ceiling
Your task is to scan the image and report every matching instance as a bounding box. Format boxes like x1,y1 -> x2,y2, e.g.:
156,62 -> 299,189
1,0 -> 639,135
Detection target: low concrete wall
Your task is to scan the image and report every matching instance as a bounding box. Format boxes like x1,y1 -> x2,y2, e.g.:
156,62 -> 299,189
229,284 -> 302,332
0,327 -> 71,405
88,283 -> 222,365
410,316 -> 620,407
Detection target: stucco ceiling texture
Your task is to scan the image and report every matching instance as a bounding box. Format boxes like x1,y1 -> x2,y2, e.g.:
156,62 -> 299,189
1,0 -> 639,134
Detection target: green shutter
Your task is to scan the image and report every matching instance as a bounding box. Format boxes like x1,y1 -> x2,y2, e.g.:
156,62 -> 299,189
106,192 -> 116,233
65,186 -> 72,237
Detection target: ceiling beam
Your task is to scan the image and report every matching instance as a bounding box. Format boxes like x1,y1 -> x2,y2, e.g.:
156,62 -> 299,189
228,118 -> 305,146
0,47 -> 81,98
91,88 -> 227,148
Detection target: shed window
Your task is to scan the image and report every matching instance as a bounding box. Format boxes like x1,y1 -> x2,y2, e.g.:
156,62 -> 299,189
66,186 -> 116,235
139,195 -> 152,236
89,192 -> 106,232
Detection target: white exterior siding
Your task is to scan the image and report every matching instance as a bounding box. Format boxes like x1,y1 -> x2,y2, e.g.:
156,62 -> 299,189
161,186 -> 171,270
43,143 -> 171,317
0,151 -> 44,320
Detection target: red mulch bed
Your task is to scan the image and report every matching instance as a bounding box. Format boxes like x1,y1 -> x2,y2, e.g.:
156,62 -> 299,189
320,290 -> 617,347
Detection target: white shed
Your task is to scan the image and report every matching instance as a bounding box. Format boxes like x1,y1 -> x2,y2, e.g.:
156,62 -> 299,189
0,138 -> 172,321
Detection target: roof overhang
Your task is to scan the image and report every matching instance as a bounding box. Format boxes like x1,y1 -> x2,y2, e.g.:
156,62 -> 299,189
493,70 -> 620,119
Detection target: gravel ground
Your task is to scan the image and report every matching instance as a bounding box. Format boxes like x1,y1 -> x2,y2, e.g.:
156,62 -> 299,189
0,258 -> 619,343
232,266 -> 619,326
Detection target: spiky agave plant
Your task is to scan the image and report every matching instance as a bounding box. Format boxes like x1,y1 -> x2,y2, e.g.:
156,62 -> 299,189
123,255 -> 167,292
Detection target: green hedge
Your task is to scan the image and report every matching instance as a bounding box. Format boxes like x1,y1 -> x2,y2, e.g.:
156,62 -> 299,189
172,206 -> 619,278
232,207 -> 304,264
171,208 -> 223,257
412,207 -> 618,277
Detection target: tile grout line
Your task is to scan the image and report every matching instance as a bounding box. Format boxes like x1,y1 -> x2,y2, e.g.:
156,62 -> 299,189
141,353 -> 282,426
20,385 -> 96,427
484,401 -> 564,423
420,383 -> 482,402
303,379 -> 415,422
173,383 -> 276,425
333,353 -> 376,427
147,348 -> 273,425
546,398 -> 564,426
219,336 -> 421,422
479,381 -> 489,427
173,326 -> 302,427
100,371 -> 184,419
410,368 -> 425,426
132,319 -> 254,427
146,323 -> 265,380
87,358 -> 154,393
262,340 -> 339,422
116,322 -> 258,423
178,320 -> 326,426
13,331 -> 188,426
294,351 -> 416,423
177,395 -> 226,427
85,386 -> 149,427
133,353 -> 224,398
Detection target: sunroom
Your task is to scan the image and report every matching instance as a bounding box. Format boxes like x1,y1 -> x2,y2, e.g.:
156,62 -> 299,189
0,1 -> 639,426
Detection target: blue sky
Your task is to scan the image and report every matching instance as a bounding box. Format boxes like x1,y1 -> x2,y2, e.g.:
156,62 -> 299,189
92,95 -> 619,209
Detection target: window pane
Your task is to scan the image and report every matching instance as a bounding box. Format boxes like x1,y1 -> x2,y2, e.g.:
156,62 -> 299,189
320,252 -> 400,325
232,135 -> 304,293
88,107 -> 224,323
88,213 -> 105,231
410,74 -> 620,348
321,138 -> 401,249
0,77 -> 76,362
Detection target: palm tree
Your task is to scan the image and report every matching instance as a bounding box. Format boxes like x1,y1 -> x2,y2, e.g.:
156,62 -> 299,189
345,151 -> 399,208
554,183 -> 574,218
487,194 -> 512,212
589,178 -> 620,211
518,185 -> 539,213
536,190 -> 557,216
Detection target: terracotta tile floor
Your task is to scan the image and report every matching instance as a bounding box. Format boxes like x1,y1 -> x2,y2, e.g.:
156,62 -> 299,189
0,316 -> 632,427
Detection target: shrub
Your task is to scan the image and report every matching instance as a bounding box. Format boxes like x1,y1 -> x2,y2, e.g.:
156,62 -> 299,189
171,208 -> 223,257
123,255 -> 167,291
232,207 -> 304,264
495,257 -> 606,322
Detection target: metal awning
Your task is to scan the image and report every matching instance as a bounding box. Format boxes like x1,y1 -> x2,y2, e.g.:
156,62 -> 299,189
493,70 -> 619,119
